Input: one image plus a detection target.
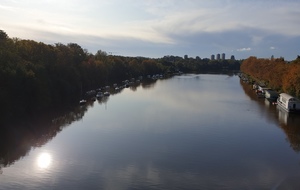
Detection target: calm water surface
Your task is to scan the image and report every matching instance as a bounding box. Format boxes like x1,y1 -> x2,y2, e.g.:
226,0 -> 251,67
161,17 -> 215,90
1,74 -> 300,190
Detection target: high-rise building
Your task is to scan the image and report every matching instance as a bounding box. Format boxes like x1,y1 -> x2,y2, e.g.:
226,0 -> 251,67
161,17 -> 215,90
222,53 -> 225,60
211,54 -> 215,60
216,54 -> 220,60
230,55 -> 235,60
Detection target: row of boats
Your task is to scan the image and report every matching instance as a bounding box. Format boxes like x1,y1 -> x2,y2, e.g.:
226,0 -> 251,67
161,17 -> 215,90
79,84 -> 123,105
254,84 -> 300,113
78,74 -> 168,106
239,73 -> 300,113
79,92 -> 109,105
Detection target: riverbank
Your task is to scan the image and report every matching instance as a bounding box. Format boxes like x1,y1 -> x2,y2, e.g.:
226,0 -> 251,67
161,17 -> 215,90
240,56 -> 300,98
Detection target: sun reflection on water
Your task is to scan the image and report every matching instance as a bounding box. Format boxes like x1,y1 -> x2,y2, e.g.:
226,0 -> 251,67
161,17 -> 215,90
37,153 -> 52,169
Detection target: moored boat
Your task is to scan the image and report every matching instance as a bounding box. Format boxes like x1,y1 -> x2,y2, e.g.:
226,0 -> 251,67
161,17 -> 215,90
277,93 -> 300,112
79,99 -> 87,105
264,89 -> 278,102
96,92 -> 103,99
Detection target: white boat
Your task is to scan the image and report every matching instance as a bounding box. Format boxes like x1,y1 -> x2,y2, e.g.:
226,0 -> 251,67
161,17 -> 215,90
277,93 -> 300,112
257,85 -> 271,94
79,99 -> 87,105
104,91 -> 110,96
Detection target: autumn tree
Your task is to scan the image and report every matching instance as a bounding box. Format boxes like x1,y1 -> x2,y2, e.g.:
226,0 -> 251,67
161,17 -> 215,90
241,56 -> 300,98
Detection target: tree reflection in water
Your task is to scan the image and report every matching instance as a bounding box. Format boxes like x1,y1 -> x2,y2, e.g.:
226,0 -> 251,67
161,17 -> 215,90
240,79 -> 300,153
0,79 -> 159,173
0,103 -> 87,173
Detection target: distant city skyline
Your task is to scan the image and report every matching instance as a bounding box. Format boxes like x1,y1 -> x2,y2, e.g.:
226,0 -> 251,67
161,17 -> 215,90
210,53 -> 235,61
1,0 -> 300,60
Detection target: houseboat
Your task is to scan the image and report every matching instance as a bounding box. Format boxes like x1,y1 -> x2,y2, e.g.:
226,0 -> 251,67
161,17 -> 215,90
277,93 -> 300,112
255,85 -> 271,98
264,89 -> 279,102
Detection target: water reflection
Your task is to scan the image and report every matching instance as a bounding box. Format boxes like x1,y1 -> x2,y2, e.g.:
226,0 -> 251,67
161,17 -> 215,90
1,74 -> 300,190
0,105 -> 87,173
277,107 -> 300,152
240,79 -> 300,153
0,78 -> 161,173
37,153 -> 52,169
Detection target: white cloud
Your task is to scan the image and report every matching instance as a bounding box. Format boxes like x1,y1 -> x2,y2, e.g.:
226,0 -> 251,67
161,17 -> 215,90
270,47 -> 276,50
237,48 -> 252,52
3,0 -> 300,40
139,0 -> 300,36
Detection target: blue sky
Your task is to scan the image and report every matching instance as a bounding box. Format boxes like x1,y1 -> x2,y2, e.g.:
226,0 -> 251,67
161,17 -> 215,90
1,0 -> 300,60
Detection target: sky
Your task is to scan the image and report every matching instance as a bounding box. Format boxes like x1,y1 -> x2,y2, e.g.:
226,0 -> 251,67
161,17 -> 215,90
1,0 -> 300,60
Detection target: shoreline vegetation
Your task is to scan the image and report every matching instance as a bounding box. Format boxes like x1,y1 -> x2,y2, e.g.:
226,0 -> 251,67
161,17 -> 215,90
0,30 -> 241,126
2,29 -> 300,126
240,56 -> 300,99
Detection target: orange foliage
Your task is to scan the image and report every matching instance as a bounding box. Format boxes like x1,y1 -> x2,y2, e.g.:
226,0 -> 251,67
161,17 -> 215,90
241,56 -> 300,97
282,63 -> 300,97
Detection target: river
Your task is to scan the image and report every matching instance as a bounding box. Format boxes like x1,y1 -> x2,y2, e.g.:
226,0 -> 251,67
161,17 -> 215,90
1,73 -> 300,190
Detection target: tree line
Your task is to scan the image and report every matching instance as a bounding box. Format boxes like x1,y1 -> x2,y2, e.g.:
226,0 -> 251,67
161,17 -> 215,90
240,56 -> 300,98
0,30 -> 241,126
